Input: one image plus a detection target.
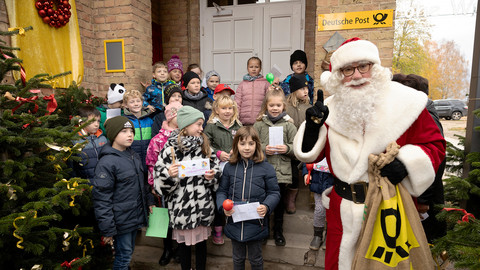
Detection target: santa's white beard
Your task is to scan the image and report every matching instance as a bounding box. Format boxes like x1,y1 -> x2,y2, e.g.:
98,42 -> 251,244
326,66 -> 392,135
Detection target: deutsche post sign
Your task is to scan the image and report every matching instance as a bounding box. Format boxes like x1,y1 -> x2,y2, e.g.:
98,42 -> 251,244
318,9 -> 393,31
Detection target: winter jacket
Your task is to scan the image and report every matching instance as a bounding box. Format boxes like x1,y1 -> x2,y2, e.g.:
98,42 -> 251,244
91,144 -> 154,237
143,79 -> 175,110
302,161 -> 334,194
202,86 -> 215,101
146,128 -> 174,186
204,118 -> 242,156
151,112 -> 166,137
280,72 -> 315,103
253,115 -> 297,184
124,108 -> 154,171
235,77 -> 270,125
72,129 -> 108,180
96,104 -> 124,134
182,89 -> 213,125
286,102 -> 311,129
153,130 -> 221,230
217,159 -> 280,242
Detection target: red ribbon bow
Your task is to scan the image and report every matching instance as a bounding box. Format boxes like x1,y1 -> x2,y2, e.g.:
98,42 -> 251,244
61,257 -> 80,269
12,96 -> 39,114
443,207 -> 476,223
43,94 -> 57,115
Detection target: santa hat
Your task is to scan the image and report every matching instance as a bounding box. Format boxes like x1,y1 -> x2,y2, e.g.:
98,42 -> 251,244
321,37 -> 381,87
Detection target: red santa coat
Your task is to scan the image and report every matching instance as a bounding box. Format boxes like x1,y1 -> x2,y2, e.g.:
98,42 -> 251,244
293,82 -> 445,270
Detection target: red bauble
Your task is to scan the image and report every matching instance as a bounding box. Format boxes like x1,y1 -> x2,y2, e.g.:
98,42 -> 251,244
36,0 -> 71,28
35,1 -> 43,10
63,0 -> 68,6
43,16 -> 51,24
47,8 -> 53,15
38,9 -> 46,17
223,199 -> 234,211
58,15 -> 64,21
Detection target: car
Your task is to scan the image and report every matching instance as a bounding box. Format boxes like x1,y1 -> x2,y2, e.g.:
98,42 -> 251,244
433,99 -> 468,120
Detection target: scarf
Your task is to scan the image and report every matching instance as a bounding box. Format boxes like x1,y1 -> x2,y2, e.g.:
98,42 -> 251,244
266,112 -> 286,124
183,89 -> 206,101
243,74 -> 262,81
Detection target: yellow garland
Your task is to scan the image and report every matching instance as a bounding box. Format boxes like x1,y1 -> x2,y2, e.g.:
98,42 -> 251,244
61,179 -> 78,207
13,211 -> 37,249
81,239 -> 94,257
62,225 -> 94,257
8,27 -> 25,35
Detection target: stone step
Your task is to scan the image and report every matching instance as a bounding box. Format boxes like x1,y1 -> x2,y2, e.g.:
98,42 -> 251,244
135,228 -> 325,268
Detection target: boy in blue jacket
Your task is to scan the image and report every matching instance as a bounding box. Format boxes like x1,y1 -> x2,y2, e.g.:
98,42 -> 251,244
72,106 -> 108,181
92,116 -> 154,269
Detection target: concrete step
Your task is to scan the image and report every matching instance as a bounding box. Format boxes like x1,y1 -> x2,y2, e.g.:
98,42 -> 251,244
135,228 -> 325,268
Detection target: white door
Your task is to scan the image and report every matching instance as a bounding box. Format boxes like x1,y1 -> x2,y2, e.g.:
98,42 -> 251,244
200,1 -> 304,90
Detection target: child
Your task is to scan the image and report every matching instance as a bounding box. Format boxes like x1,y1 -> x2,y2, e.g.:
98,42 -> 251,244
145,101 -> 182,266
154,106 -> 221,270
203,70 -> 220,100
204,95 -> 242,245
91,116 -> 155,269
216,126 -> 280,269
187,63 -> 203,78
123,90 -> 154,172
182,71 -> 213,121
167,55 -> 184,85
97,83 -> 125,133
253,88 -> 297,246
151,84 -> 183,137
284,74 -> 312,214
72,106 -> 108,180
302,158 -> 334,250
236,57 -> 270,125
280,50 -> 315,102
213,83 -> 235,100
143,62 -> 175,112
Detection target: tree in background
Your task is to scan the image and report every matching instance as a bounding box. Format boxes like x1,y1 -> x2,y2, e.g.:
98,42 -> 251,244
0,28 -> 109,269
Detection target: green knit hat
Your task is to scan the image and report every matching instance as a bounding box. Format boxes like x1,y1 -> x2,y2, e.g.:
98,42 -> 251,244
105,116 -> 135,142
177,106 -> 204,131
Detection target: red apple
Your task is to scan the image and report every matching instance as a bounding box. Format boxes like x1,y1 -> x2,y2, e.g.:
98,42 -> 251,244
223,199 -> 234,211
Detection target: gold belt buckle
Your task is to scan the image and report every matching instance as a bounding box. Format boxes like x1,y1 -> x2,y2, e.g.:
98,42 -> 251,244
350,181 -> 368,204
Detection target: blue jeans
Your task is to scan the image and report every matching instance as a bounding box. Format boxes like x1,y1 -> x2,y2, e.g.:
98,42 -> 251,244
113,230 -> 137,270
231,239 -> 263,270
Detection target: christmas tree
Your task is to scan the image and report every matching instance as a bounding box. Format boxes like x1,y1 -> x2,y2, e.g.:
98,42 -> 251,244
0,28 -> 110,269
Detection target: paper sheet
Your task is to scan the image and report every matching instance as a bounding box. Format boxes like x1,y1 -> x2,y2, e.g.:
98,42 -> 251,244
106,108 -> 121,119
178,159 -> 210,178
232,202 -> 263,223
269,126 -> 284,147
145,207 -> 169,238
271,64 -> 283,79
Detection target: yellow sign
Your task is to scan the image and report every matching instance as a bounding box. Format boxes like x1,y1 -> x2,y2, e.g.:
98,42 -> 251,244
318,9 -> 393,31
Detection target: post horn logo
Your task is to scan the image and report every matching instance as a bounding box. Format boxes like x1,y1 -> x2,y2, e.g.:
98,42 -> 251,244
373,13 -> 388,25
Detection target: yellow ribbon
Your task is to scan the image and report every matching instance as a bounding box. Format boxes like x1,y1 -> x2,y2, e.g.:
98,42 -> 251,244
13,211 -> 37,249
61,179 -> 78,207
81,239 -> 94,257
8,27 -> 25,36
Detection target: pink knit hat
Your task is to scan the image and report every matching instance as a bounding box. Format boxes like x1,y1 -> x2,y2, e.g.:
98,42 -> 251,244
167,55 -> 184,74
164,101 -> 183,123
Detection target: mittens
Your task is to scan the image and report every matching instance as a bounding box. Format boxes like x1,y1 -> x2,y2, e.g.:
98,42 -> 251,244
380,158 -> 408,185
302,90 -> 329,152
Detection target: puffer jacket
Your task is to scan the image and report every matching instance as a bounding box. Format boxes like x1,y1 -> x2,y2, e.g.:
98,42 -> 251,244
72,129 -> 108,180
91,144 -> 154,237
286,102 -> 311,129
204,118 -> 242,156
235,77 -> 270,125
217,159 -> 280,242
124,108 -> 154,171
182,89 -> 213,125
143,79 -> 175,110
302,161 -> 334,194
280,72 -> 315,102
253,115 -> 297,184
153,130 -> 221,230
146,128 -> 174,186
96,104 -> 124,134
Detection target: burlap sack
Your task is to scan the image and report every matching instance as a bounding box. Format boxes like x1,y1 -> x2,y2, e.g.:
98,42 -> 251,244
351,142 -> 434,269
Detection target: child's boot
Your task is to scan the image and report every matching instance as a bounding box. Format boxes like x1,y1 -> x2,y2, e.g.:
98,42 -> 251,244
212,226 -> 224,245
285,188 -> 298,214
309,227 -> 324,251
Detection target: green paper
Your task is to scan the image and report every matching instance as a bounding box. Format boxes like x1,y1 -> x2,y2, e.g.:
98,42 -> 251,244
145,207 -> 169,238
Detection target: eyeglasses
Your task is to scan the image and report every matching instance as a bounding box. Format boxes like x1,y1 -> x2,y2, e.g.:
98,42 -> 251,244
340,63 -> 372,77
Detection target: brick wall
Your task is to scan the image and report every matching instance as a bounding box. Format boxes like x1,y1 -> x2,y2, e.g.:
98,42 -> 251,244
315,0 -> 396,95
305,0 -> 316,76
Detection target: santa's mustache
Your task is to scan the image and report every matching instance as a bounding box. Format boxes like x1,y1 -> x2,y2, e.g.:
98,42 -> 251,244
344,78 -> 371,87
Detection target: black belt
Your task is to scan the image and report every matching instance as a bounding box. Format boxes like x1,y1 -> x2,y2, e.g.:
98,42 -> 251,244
334,177 -> 368,204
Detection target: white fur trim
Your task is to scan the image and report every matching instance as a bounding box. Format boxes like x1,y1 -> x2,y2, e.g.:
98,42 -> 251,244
321,186 -> 333,209
320,71 -> 331,88
330,40 -> 381,72
397,144 -> 436,197
293,122 -> 327,162
338,199 -> 365,270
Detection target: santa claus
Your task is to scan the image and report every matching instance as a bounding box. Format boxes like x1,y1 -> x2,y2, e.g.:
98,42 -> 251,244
293,37 -> 445,270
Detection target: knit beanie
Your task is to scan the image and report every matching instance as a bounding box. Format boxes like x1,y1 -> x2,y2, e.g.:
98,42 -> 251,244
177,106 -> 204,131
107,83 -> 126,104
164,84 -> 182,105
290,50 -> 308,70
104,116 -> 135,143
289,74 -> 309,93
205,70 -> 220,82
167,55 -> 184,74
320,37 -> 381,87
165,102 -> 183,123
182,71 -> 201,88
